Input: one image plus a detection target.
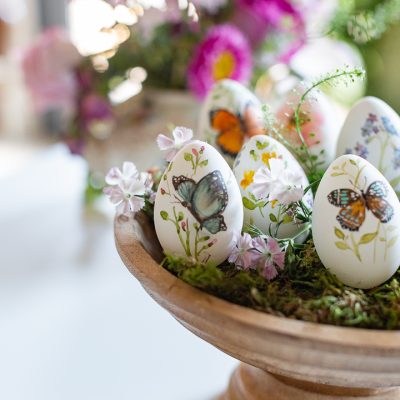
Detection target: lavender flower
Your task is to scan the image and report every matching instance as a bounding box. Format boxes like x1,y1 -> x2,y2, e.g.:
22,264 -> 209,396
354,142 -> 368,159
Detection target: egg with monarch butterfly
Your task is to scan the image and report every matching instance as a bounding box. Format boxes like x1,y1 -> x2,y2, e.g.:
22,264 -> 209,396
198,79 -> 264,166
312,154 -> 400,289
154,140 -> 243,265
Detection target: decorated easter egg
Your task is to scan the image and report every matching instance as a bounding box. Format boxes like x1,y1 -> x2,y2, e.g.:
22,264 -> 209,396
274,86 -> 342,170
154,140 -> 243,265
233,135 -> 312,240
197,79 -> 264,166
312,154 -> 400,289
336,97 -> 400,198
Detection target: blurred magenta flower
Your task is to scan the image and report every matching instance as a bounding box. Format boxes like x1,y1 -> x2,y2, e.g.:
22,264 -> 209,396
237,0 -> 304,28
234,0 -> 306,58
80,94 -> 114,139
80,94 -> 113,125
187,24 -> 252,99
21,27 -> 81,112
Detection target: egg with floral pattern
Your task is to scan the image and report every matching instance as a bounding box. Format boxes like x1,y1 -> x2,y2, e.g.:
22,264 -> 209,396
197,79 -> 264,166
154,140 -> 243,265
312,154 -> 400,289
232,135 -> 312,240
336,97 -> 400,198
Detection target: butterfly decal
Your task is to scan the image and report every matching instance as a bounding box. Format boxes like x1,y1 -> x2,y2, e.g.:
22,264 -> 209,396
210,104 -> 264,157
327,181 -> 394,231
172,170 -> 228,234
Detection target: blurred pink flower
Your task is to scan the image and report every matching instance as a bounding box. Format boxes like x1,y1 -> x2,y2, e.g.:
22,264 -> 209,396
21,27 -> 81,112
187,24 -> 252,99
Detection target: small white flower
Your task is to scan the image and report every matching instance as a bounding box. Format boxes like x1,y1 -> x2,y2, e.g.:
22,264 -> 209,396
251,158 -> 304,206
104,161 -> 153,215
105,161 -> 139,186
156,126 -> 194,162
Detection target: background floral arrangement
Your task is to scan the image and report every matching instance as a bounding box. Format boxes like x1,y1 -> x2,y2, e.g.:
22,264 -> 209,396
20,0 -> 400,194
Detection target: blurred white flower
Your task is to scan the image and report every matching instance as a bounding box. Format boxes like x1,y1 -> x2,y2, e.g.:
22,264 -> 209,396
105,161 -> 139,185
156,126 -> 194,161
251,158 -> 304,205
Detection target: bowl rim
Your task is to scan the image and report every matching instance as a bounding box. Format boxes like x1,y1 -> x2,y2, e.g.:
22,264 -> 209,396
114,213 -> 400,350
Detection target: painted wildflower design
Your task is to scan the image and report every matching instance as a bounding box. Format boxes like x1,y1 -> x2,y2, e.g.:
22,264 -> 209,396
345,112 -> 400,195
329,158 -> 397,262
239,138 -> 307,236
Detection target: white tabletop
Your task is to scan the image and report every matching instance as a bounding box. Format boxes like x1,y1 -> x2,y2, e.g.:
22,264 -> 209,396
0,144 -> 237,400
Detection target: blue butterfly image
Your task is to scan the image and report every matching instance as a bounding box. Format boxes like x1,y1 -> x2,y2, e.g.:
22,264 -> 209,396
172,170 -> 229,234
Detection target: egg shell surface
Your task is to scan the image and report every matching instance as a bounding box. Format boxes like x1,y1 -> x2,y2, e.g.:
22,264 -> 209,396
154,141 -> 243,265
233,134 -> 311,240
336,96 -> 400,197
312,154 -> 400,289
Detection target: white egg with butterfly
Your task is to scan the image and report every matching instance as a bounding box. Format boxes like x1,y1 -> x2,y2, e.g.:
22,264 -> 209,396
233,134 -> 312,241
154,140 -> 243,265
197,79 -> 264,167
312,154 -> 400,289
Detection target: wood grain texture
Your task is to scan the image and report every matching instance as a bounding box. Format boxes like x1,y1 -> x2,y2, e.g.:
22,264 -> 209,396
114,212 -> 400,399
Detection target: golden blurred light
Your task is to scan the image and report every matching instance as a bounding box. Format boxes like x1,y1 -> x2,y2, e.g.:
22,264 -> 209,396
92,55 -> 109,72
129,66 -> 147,83
113,24 -> 131,44
131,4 -> 145,17
109,80 -> 143,104
114,4 -> 138,25
68,0 -> 116,56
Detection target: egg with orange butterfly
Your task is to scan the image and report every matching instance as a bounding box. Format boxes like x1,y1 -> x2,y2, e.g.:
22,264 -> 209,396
198,79 -> 265,166
312,154 -> 400,289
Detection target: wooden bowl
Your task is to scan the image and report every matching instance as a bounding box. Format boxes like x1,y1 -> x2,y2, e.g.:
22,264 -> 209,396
114,213 -> 400,399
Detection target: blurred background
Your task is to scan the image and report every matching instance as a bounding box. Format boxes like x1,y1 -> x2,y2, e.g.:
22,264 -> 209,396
0,0 -> 399,399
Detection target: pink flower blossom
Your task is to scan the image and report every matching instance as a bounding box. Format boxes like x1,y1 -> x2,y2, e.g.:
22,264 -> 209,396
21,27 -> 81,112
187,24 -> 252,99
228,231 -> 255,270
252,236 -> 285,280
157,126 -> 194,161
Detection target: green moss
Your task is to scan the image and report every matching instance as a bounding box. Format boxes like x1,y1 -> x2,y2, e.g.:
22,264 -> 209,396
163,241 -> 400,330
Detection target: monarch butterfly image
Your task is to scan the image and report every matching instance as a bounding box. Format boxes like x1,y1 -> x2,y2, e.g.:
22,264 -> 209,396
210,104 -> 264,157
327,181 -> 394,231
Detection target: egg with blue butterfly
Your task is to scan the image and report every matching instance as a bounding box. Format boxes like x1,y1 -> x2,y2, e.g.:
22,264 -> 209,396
312,154 -> 400,289
154,140 -> 243,265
